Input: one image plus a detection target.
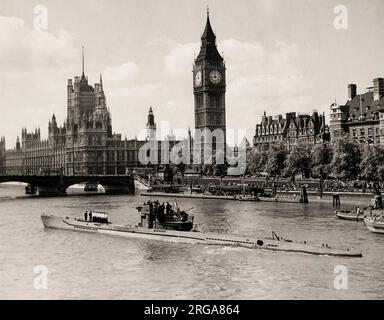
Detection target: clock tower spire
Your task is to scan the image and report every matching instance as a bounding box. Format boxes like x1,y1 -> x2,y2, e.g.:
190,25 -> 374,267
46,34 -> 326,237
193,10 -> 226,165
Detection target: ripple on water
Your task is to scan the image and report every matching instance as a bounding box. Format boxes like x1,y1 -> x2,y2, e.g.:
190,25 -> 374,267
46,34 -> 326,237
0,186 -> 383,299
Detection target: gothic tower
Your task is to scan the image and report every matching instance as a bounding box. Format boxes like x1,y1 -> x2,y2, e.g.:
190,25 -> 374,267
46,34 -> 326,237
193,10 -> 226,164
146,107 -> 156,140
66,47 -> 111,175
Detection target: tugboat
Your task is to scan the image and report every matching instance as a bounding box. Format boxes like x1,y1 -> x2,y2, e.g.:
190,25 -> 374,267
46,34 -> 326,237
41,201 -> 362,257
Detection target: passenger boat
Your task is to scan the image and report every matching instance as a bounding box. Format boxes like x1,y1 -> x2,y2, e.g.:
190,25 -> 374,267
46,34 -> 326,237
364,216 -> 384,234
41,201 -> 363,257
335,210 -> 365,221
84,182 -> 99,192
25,184 -> 36,195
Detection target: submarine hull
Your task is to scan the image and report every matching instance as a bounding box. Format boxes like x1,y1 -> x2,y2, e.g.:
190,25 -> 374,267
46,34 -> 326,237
41,214 -> 362,258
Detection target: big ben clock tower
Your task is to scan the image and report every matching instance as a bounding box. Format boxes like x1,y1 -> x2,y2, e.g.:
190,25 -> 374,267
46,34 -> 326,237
193,9 -> 226,165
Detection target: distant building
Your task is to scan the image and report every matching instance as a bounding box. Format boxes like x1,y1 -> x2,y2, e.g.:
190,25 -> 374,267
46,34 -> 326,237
0,53 -> 173,176
0,137 -> 5,175
329,78 -> 384,144
253,111 -> 329,152
5,136 -> 23,175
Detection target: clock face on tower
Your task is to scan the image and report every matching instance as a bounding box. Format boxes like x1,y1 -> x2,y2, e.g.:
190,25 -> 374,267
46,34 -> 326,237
194,71 -> 202,86
209,70 -> 222,84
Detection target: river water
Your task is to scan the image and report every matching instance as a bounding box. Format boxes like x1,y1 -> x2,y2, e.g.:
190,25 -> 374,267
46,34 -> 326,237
0,184 -> 383,299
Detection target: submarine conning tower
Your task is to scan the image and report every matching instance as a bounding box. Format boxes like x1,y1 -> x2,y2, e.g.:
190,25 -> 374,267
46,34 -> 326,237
137,204 -> 154,229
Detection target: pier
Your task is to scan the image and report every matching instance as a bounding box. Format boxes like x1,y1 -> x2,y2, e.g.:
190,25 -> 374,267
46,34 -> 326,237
141,191 -> 303,203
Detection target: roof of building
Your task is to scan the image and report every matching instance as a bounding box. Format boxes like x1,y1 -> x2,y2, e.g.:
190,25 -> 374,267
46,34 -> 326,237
79,74 -> 94,92
345,92 -> 384,120
256,112 -> 326,136
195,13 -> 223,62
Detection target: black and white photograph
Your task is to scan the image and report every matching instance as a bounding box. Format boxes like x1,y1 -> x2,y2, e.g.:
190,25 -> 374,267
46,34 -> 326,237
0,0 -> 383,304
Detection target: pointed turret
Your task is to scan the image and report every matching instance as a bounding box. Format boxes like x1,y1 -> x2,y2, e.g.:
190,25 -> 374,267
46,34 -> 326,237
146,107 -> 156,140
201,7 -> 216,45
147,107 -> 155,127
16,136 -> 20,150
82,46 -> 85,77
195,9 -> 223,62
80,46 -> 89,86
78,46 -> 93,92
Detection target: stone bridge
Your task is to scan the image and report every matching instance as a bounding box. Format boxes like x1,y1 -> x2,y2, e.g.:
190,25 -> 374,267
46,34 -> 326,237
0,175 -> 135,196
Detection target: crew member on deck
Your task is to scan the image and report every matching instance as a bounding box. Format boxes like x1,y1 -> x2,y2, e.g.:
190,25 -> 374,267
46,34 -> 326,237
166,202 -> 171,215
84,211 -> 88,221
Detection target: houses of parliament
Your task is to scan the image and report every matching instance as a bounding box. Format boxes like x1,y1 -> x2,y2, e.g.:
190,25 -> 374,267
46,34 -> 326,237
0,11 -> 226,176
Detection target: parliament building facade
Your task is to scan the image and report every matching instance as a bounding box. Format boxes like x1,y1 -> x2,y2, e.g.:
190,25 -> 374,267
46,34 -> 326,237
0,12 -> 223,176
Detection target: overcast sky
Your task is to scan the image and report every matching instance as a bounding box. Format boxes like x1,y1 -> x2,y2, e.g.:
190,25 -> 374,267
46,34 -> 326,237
0,0 -> 383,147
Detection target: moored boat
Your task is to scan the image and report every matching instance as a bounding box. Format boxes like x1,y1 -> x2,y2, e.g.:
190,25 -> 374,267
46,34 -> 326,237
364,216 -> 384,234
335,210 -> 365,221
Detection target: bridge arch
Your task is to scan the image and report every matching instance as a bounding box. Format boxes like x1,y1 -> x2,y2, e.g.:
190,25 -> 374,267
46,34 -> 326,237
0,175 -> 135,196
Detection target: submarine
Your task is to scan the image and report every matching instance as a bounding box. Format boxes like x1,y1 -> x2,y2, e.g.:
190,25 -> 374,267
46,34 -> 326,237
41,201 -> 362,258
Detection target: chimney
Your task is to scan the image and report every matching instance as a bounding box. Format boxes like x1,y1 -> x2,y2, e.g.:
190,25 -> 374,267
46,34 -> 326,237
348,84 -> 357,100
268,116 -> 273,125
373,78 -> 384,101
261,111 -> 267,124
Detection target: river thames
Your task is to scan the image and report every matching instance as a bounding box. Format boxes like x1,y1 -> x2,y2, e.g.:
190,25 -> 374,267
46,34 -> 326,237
0,184 -> 383,299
